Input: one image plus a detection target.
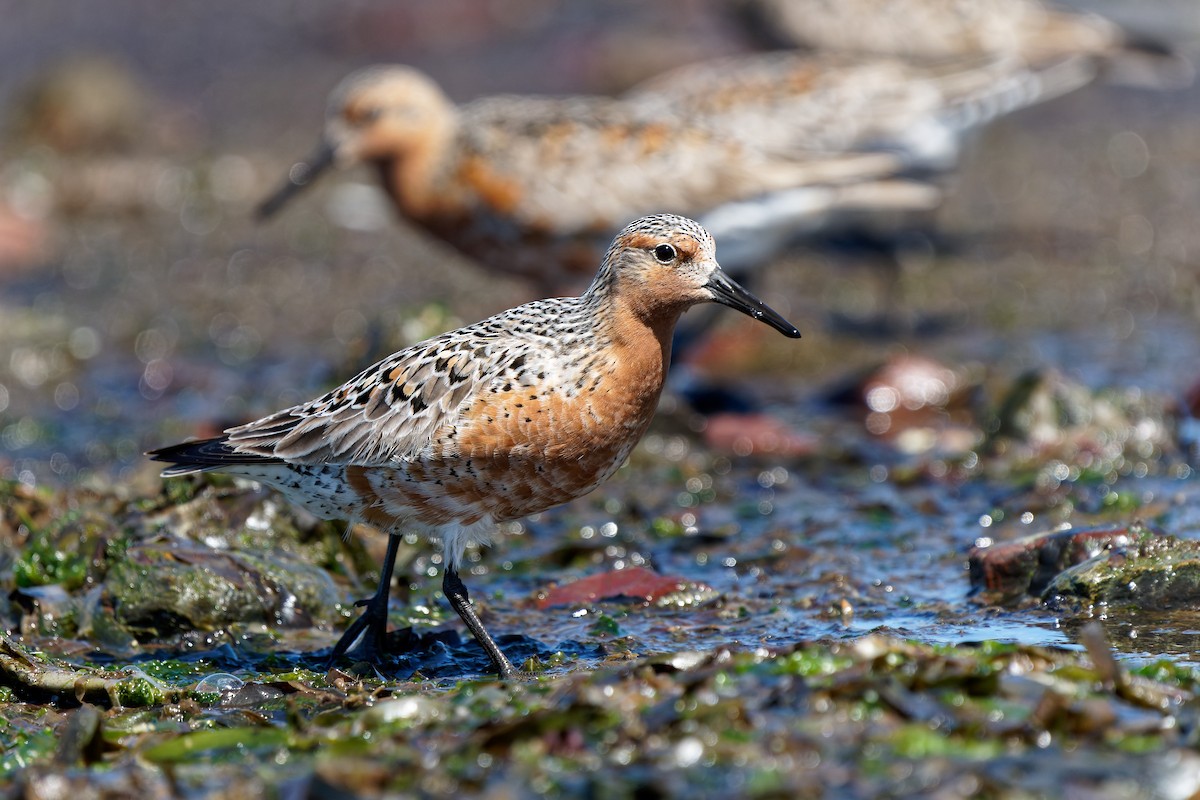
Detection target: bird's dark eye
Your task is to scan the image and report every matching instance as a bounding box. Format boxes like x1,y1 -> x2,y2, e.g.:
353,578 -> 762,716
653,243 -> 677,263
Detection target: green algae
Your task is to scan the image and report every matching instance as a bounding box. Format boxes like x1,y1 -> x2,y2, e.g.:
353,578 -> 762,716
4,630 -> 1200,796
134,658 -> 218,683
1045,534 -> 1200,609
588,612 -> 622,637
140,726 -> 299,764
773,646 -> 856,678
105,537 -> 342,633
111,674 -> 165,706
12,535 -> 89,590
886,722 -> 1006,760
0,724 -> 58,776
0,636 -> 172,708
0,475 -> 368,657
11,506 -> 108,591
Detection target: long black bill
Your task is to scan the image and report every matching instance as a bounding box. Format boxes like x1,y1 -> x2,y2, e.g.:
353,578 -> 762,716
255,141 -> 338,220
705,267 -> 801,338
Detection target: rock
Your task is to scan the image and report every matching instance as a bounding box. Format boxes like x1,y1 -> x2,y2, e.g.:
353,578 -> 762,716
536,566 -> 717,610
985,368 -> 1176,468
969,522 -> 1166,604
105,536 -> 341,636
701,411 -> 819,458
1045,533 -> 1200,610
0,202 -> 51,276
826,353 -> 978,454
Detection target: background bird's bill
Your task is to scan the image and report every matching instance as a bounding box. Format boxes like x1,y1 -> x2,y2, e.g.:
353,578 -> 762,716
256,141 -> 337,219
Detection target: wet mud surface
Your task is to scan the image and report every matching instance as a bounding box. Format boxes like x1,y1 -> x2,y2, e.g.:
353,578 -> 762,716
3,1 -> 1200,797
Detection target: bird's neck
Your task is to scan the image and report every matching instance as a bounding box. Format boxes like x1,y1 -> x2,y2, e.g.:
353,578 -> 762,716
377,115 -> 458,218
586,287 -> 680,387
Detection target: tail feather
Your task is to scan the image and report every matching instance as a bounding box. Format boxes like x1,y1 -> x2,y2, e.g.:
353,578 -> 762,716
146,436 -> 285,477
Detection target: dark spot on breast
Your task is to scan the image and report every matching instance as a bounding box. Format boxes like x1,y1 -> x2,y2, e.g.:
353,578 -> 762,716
411,395 -> 428,413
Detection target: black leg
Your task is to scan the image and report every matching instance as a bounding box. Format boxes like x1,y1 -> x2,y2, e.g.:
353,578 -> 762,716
443,565 -> 518,679
328,534 -> 402,666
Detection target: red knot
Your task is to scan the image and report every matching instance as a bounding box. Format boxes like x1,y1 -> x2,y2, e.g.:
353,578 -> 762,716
731,0 -> 1193,89
148,214 -> 801,678
625,50 -> 1097,174
255,64 -> 905,293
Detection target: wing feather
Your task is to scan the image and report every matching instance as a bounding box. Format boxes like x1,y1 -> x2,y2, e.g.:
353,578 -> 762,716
220,301 -> 568,466
625,50 -> 1073,161
457,95 -> 902,234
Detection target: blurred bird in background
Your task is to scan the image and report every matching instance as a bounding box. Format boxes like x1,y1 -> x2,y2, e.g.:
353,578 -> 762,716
729,0 -> 1194,89
625,51 -> 1097,177
256,64 -> 923,296
628,0 -> 1192,333
622,48 -> 1096,279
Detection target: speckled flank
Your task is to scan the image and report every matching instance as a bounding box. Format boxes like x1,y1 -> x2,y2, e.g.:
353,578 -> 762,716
149,214 -> 794,570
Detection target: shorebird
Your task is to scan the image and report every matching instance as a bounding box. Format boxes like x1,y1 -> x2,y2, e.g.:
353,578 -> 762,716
730,0 -> 1192,89
148,214 -> 802,678
255,64 -> 915,292
623,49 -> 1082,338
625,50 -> 1097,174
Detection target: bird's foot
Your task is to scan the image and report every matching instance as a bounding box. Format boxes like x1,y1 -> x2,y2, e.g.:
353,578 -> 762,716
327,596 -> 391,668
